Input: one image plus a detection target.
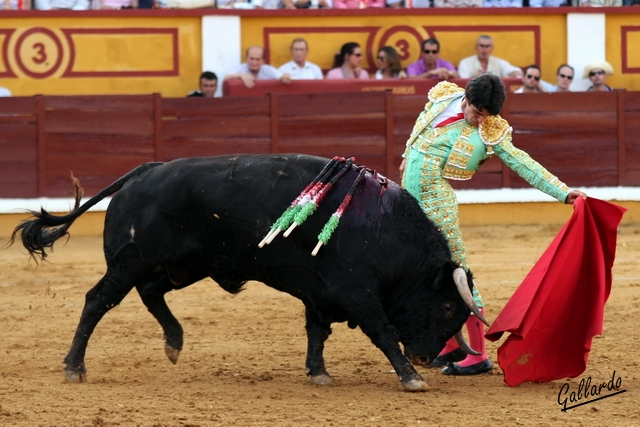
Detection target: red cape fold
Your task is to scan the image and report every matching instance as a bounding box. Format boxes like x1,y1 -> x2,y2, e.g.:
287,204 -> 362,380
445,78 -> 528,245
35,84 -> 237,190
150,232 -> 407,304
485,197 -> 626,387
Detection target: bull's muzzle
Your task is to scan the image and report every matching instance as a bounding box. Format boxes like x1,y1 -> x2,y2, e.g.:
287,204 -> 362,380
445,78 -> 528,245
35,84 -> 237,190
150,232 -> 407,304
407,352 -> 431,367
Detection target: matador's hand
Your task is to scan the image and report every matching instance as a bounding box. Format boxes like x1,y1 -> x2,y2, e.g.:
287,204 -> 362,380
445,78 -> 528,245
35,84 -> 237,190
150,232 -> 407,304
565,189 -> 587,205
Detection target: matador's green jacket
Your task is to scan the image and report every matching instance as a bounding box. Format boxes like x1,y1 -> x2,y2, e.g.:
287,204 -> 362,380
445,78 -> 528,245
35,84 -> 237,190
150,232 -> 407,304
402,81 -> 571,306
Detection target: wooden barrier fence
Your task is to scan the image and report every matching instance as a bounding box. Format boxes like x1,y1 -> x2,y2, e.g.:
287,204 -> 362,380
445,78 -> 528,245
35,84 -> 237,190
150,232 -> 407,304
1,88 -> 638,199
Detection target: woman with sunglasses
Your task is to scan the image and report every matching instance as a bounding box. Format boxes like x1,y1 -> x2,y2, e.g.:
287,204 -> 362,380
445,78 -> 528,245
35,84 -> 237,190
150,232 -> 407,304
375,47 -> 407,79
326,42 -> 370,79
584,61 -> 614,92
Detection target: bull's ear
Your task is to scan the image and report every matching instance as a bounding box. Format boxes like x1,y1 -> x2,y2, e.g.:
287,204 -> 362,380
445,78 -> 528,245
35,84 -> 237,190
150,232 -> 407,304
432,260 -> 456,290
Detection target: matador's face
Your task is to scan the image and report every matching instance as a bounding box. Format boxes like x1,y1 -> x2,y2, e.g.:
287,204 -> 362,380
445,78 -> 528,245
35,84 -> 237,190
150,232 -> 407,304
460,96 -> 490,127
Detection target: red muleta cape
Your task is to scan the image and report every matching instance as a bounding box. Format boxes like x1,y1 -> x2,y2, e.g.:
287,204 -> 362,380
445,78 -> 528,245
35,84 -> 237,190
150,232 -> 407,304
485,197 -> 626,387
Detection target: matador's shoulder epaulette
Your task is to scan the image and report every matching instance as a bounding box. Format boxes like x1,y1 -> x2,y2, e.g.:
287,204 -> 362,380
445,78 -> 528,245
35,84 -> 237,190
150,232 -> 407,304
428,81 -> 464,103
479,115 -> 512,146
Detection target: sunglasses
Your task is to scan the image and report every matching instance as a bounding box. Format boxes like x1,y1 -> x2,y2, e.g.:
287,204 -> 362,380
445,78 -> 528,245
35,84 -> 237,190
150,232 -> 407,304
526,74 -> 540,81
558,73 -> 573,80
478,43 -> 492,48
589,70 -> 605,77
377,56 -> 387,61
351,52 -> 362,57
423,49 -> 439,54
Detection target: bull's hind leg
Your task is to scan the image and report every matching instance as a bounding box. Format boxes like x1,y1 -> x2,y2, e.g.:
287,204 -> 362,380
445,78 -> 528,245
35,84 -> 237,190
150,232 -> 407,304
304,307 -> 334,386
63,271 -> 137,382
63,244 -> 154,382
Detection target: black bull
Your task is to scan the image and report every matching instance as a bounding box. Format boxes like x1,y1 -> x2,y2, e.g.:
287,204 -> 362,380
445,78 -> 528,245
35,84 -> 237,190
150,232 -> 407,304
11,154 -> 487,392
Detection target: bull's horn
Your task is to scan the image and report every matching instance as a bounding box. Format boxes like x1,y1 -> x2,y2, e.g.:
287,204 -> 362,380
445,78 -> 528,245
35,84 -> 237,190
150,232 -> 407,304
454,330 -> 481,356
453,268 -> 490,327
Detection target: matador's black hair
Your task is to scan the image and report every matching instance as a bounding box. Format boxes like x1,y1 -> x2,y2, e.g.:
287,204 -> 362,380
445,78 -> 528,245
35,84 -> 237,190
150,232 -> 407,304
465,73 -> 506,116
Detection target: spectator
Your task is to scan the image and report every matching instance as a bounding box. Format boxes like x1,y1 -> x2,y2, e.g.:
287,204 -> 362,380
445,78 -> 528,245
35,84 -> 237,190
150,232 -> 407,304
253,0 -> 284,8
333,0 -> 383,7
93,0 -> 138,8
513,65 -> 546,93
326,43 -> 369,79
406,38 -> 458,80
579,0 -> 621,5
584,61 -> 614,92
529,0 -> 564,5
225,46 -> 291,89
187,71 -> 218,98
433,0 -> 481,7
550,64 -> 574,92
458,35 -> 523,79
34,0 -> 90,8
483,0 -> 522,5
375,47 -> 407,79
3,0 -> 31,8
282,0 -> 331,7
278,38 -> 323,80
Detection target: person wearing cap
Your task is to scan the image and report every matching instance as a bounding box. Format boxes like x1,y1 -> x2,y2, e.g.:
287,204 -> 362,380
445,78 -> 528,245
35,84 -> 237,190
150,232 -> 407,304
584,61 -> 614,92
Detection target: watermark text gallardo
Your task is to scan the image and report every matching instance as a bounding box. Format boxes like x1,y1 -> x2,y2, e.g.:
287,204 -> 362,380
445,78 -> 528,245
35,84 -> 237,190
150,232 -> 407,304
558,370 -> 626,412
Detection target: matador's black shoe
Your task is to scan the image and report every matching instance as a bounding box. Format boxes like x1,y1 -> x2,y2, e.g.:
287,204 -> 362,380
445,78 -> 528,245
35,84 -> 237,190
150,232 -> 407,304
441,359 -> 493,376
427,348 -> 467,368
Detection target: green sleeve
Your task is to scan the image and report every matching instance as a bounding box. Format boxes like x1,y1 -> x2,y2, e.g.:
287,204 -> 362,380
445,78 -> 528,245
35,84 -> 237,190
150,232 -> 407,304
492,136 -> 571,203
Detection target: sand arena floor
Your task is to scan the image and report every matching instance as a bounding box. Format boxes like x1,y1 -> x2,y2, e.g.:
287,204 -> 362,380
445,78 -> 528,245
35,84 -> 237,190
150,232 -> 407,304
1,221 -> 638,427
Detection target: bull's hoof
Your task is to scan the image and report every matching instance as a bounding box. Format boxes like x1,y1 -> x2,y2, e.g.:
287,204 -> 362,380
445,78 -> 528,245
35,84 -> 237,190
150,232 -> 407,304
164,343 -> 181,364
402,378 -> 430,392
310,374 -> 335,386
63,368 -> 87,383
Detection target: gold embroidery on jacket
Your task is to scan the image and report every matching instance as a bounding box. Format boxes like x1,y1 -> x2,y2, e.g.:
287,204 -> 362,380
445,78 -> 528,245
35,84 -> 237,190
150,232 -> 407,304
428,82 -> 465,103
479,115 -> 512,146
442,127 -> 476,181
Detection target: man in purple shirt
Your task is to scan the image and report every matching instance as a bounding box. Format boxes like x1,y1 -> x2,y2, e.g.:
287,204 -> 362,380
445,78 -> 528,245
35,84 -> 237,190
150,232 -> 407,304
407,38 -> 459,80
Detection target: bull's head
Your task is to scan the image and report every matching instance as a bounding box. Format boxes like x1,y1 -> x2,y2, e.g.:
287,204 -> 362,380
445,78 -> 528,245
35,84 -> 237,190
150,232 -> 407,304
396,263 -> 489,366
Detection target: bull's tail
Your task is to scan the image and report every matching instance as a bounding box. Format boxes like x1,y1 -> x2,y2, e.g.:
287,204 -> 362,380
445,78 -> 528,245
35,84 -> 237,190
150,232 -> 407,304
9,162 -> 164,262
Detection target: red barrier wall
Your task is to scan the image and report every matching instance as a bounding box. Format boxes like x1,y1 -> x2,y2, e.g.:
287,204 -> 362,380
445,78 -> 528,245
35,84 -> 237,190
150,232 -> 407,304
0,89 -> 635,199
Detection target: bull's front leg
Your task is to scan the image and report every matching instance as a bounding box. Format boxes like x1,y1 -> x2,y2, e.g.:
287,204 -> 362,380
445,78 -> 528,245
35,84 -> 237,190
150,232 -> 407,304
360,320 -> 429,392
136,274 -> 185,364
338,291 -> 429,392
304,307 -> 334,386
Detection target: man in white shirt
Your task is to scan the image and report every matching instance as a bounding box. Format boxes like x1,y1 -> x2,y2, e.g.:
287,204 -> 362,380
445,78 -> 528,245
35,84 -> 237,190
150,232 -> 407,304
458,35 -> 523,79
277,38 -> 323,80
225,46 -> 291,89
